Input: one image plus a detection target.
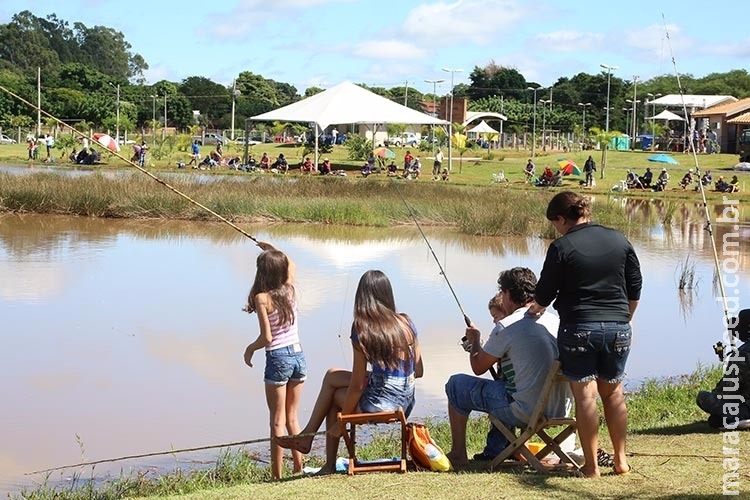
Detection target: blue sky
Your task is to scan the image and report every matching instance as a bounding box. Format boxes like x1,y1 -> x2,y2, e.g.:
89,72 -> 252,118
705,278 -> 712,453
3,0 -> 749,95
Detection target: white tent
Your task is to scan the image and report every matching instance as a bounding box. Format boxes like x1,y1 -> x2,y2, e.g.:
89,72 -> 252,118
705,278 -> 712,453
250,81 -> 447,129
649,109 -> 685,121
466,120 -> 498,134
250,81 -> 448,167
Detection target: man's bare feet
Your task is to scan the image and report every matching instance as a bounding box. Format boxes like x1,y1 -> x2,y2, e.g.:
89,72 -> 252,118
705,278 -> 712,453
580,464 -> 601,478
445,450 -> 468,467
613,462 -> 631,475
276,434 -> 314,454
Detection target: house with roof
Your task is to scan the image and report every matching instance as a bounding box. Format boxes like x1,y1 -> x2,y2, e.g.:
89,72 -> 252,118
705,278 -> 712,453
649,94 -> 740,152
692,97 -> 750,155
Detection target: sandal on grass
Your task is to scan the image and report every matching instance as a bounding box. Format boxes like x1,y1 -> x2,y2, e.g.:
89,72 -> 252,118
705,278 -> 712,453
597,448 -> 614,468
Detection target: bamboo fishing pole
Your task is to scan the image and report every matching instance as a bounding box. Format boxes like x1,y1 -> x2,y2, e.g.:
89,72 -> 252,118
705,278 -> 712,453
0,85 -> 258,243
390,177 -> 499,380
661,16 -> 736,354
26,431 -> 326,475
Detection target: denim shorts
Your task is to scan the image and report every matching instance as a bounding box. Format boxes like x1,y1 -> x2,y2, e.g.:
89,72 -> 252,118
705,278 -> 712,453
359,372 -> 416,418
264,344 -> 307,386
444,374 -> 526,428
558,322 -> 632,384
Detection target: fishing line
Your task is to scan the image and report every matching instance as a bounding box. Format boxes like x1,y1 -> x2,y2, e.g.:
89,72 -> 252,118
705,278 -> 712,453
662,16 -> 735,352
0,85 -> 258,243
390,177 -> 498,379
26,431 -> 325,475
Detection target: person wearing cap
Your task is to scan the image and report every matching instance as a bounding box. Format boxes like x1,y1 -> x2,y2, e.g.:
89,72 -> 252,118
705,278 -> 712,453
679,169 -> 694,190
319,157 -> 331,175
654,168 -> 669,191
696,309 -> 750,429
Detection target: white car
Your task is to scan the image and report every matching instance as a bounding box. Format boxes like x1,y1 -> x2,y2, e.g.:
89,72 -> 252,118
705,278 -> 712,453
388,132 -> 420,147
0,134 -> 17,144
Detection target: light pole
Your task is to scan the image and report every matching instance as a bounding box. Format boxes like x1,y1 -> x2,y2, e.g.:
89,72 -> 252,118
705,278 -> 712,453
441,68 -> 463,172
424,78 -> 445,154
539,99 -> 551,151
600,63 -> 618,132
150,94 -> 157,144
230,80 -> 241,141
527,86 -> 544,157
626,98 -> 640,149
109,83 -> 120,142
163,94 -> 168,140
578,102 -> 591,149
647,92 -> 662,151
623,107 -> 631,141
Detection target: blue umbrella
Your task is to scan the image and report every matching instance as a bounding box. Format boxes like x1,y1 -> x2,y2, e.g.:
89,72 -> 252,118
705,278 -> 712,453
647,153 -> 679,165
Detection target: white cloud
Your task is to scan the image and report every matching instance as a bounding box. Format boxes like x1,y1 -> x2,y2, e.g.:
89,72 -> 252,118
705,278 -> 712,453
354,40 -> 428,60
403,0 -> 528,45
532,30 -> 604,52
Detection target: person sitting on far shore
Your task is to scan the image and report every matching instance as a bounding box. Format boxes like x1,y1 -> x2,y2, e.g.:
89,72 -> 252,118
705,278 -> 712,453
319,157 -> 332,175
301,157 -> 314,174
260,152 -> 271,171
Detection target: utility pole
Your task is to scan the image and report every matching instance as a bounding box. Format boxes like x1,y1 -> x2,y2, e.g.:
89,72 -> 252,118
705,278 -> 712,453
404,81 -> 408,106
631,75 -> 639,149
163,94 -> 167,140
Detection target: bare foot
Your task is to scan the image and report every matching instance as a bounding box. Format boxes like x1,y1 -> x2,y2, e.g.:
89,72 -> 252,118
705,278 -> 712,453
445,450 -> 468,467
313,465 -> 336,476
613,462 -> 631,475
276,434 -> 314,454
580,464 -> 601,478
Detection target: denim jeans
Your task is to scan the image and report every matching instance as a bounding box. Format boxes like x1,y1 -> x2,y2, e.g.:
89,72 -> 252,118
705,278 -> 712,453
558,321 -> 632,383
359,372 -> 416,418
263,344 -> 306,386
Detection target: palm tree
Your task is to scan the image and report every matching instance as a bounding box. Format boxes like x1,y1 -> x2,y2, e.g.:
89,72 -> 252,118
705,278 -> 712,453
588,127 -> 622,179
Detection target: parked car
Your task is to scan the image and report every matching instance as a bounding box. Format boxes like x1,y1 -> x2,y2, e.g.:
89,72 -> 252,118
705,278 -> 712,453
193,133 -> 228,146
387,132 -> 420,147
0,134 -> 17,144
236,136 -> 262,146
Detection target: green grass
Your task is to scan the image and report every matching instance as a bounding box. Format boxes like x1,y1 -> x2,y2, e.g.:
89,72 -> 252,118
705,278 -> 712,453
14,364 -> 746,500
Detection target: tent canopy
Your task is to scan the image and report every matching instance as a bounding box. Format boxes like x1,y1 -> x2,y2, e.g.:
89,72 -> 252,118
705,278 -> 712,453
649,109 -> 685,121
249,81 -> 448,130
466,120 -> 498,134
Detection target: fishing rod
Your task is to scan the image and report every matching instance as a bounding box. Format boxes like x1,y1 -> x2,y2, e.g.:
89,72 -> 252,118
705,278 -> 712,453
390,177 -> 499,379
26,431 -> 325,475
661,16 -> 736,355
0,85 -> 258,244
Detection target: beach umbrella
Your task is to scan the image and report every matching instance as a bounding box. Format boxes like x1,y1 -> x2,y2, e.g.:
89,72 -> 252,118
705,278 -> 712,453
93,133 -> 120,153
373,146 -> 396,158
647,153 -> 679,165
557,158 -> 582,176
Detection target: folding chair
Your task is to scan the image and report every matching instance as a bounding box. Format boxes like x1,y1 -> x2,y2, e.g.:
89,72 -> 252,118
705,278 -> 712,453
337,407 -> 408,475
487,360 -> 579,474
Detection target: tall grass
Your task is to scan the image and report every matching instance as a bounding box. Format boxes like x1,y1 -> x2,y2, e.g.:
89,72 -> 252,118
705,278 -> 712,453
0,172 -> 654,237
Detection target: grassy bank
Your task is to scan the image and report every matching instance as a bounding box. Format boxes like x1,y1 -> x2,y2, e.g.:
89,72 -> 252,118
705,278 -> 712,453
1,166 -> 735,239
16,365 -> 746,499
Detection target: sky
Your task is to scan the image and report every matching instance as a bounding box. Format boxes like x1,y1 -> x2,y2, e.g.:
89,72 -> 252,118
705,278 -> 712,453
2,0 -> 749,96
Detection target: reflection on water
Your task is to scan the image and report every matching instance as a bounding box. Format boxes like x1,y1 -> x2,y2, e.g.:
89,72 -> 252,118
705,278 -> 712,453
0,199 -> 749,495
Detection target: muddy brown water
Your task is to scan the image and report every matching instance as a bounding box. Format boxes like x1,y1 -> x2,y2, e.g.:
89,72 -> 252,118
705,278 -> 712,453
0,197 -> 748,495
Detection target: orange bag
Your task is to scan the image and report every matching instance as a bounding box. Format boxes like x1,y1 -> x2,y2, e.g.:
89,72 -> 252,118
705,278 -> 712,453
406,422 -> 452,471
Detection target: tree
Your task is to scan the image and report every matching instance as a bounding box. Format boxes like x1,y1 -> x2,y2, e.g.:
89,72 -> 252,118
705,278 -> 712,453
589,126 -> 622,179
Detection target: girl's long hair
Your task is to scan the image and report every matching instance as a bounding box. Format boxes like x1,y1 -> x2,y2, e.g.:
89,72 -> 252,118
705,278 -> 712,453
351,270 -> 415,371
244,250 -> 294,327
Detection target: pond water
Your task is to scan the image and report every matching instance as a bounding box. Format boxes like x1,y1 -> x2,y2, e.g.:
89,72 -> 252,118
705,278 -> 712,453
0,198 -> 748,495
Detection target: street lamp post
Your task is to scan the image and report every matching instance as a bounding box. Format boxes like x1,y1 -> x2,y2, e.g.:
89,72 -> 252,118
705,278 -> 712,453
626,98 -> 640,148
441,68 -> 463,172
109,83 -> 120,142
230,80 -> 241,141
150,94 -> 157,144
623,107 -> 631,141
539,99 -> 551,151
163,94 -> 168,140
527,86 -> 544,157
578,102 -> 591,149
647,92 -> 662,151
600,63 -> 618,132
424,78 -> 445,154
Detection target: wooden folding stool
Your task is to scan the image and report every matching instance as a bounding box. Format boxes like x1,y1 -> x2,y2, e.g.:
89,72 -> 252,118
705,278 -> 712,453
337,407 -> 408,475
488,360 -> 580,474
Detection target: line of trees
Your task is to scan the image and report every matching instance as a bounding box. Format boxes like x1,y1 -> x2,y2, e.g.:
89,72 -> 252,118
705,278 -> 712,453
1,10 -> 750,141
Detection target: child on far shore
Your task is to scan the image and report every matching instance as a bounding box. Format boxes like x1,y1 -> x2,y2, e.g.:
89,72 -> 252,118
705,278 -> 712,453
243,241 -> 306,479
